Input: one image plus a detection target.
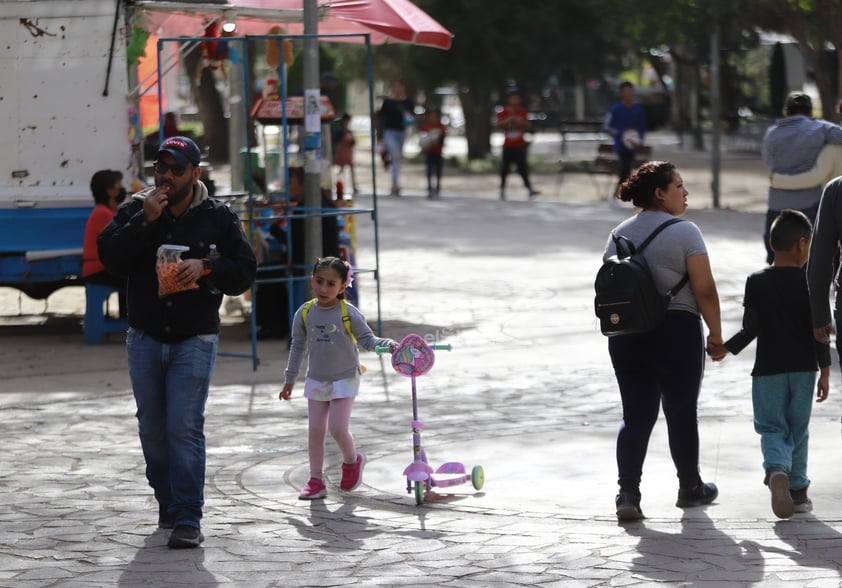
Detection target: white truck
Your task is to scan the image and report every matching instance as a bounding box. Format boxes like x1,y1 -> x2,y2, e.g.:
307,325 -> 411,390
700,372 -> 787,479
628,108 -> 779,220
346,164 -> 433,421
0,0 -> 368,301
0,0 -> 138,298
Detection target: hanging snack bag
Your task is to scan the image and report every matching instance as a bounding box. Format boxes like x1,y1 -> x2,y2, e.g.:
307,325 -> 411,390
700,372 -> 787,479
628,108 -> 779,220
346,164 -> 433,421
156,244 -> 199,297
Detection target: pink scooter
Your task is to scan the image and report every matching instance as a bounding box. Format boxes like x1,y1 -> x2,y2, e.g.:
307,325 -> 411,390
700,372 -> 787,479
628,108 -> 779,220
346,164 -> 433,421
377,334 -> 485,505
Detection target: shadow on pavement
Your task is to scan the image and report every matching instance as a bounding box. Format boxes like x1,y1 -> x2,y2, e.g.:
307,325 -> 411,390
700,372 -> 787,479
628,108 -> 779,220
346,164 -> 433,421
624,510 -> 765,584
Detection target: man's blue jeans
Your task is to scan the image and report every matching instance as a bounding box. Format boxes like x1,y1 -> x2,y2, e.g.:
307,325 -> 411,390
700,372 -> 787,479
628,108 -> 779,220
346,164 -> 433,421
127,328 -> 218,528
752,371 -> 815,491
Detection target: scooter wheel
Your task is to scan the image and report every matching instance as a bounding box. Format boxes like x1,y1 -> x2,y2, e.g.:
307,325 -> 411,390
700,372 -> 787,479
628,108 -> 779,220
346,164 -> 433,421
471,465 -> 485,490
414,481 -> 425,505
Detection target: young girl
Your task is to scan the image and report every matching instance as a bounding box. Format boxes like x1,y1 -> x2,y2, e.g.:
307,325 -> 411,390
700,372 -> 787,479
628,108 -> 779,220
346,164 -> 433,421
280,257 -> 396,499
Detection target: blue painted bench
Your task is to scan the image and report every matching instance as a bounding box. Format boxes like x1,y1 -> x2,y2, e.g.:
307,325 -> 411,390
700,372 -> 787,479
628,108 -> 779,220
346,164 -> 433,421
83,283 -> 127,345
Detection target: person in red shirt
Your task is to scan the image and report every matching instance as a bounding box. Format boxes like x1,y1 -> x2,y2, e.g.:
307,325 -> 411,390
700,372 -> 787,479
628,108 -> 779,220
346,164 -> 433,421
332,113 -> 359,196
419,108 -> 447,199
496,89 -> 539,200
82,169 -> 127,316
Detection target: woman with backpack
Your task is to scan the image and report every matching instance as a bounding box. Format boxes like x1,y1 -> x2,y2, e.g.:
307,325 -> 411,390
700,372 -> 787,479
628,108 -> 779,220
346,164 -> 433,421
602,160 -> 723,521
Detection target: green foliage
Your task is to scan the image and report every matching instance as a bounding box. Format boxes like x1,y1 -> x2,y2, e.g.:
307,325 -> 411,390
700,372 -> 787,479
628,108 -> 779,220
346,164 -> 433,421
286,43 -> 338,90
334,0 -> 840,154
411,0 -> 620,94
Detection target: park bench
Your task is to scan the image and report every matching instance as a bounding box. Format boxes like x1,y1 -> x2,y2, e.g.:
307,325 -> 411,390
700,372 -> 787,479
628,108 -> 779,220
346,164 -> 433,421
589,143 -> 653,199
558,119 -> 607,158
10,249 -> 126,344
556,119 -> 653,199
591,143 -> 653,176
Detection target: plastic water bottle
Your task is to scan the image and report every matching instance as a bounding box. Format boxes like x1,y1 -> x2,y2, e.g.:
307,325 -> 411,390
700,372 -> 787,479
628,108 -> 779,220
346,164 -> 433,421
207,244 -> 221,294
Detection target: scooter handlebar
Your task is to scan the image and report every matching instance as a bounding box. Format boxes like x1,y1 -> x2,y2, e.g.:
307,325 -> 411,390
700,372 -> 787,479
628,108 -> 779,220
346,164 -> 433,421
375,343 -> 452,355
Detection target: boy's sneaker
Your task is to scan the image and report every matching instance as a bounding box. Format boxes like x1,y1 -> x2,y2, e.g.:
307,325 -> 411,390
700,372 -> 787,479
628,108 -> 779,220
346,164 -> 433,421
615,491 -> 645,521
298,477 -> 327,500
676,481 -> 718,508
167,525 -> 204,549
791,486 -> 812,513
768,469 -> 794,518
340,452 -> 366,491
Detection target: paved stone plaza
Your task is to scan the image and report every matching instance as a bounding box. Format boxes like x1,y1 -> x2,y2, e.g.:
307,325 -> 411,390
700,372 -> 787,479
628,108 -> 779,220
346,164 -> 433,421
2,136 -> 842,586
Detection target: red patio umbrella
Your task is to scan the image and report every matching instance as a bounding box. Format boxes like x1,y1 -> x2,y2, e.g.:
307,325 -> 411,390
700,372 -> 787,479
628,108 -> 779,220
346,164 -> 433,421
137,0 -> 453,50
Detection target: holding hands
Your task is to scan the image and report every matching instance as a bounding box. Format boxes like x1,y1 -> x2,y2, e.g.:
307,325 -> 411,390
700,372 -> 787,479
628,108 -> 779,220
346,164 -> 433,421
706,332 -> 727,362
814,322 -> 834,345
706,342 -> 729,362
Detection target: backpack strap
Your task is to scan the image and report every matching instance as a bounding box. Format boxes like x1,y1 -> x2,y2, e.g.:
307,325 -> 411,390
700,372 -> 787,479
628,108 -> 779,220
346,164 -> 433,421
301,298 -> 356,344
610,218 -> 682,257
636,218 -> 684,253
642,219 -> 689,297
301,298 -> 316,325
668,273 -> 690,298
612,218 -> 689,297
340,299 -> 357,345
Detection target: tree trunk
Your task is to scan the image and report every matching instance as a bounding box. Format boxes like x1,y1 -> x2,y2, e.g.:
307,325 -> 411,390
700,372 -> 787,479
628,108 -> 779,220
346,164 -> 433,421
769,42 -> 787,117
460,86 -> 492,160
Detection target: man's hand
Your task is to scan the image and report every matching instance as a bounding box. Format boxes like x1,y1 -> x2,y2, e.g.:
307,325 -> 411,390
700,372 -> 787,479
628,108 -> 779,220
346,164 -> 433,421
174,258 -> 204,288
143,186 -> 170,222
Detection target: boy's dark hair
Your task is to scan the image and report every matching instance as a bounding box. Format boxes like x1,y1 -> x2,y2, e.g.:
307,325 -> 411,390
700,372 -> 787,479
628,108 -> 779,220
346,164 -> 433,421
618,81 -> 634,91
90,169 -> 122,206
770,209 -> 812,252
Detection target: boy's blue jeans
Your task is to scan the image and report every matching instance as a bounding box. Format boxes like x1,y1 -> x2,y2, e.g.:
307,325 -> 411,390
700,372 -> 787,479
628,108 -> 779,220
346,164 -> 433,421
752,371 -> 815,491
127,328 -> 218,528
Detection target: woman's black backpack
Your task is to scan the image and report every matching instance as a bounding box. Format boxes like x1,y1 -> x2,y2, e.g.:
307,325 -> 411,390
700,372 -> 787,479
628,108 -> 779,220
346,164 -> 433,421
594,218 -> 688,337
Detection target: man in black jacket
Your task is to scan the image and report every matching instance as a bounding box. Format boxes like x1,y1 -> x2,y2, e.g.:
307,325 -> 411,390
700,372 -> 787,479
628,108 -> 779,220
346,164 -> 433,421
98,137 -> 257,549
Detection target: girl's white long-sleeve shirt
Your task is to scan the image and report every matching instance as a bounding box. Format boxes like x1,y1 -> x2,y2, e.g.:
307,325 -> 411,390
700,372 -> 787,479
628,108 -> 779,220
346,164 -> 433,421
284,300 -> 394,385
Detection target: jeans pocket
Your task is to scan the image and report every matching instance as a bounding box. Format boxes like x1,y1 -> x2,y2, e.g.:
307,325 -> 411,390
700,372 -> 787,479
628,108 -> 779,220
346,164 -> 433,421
189,334 -> 218,378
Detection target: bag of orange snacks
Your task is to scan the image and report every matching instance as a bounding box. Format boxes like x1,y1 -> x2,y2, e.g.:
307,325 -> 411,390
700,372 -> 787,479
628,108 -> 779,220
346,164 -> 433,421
156,244 -> 199,296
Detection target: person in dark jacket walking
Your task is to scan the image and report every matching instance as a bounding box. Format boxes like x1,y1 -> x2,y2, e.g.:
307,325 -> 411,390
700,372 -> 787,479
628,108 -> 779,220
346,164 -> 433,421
98,136 -> 257,549
378,79 -> 414,196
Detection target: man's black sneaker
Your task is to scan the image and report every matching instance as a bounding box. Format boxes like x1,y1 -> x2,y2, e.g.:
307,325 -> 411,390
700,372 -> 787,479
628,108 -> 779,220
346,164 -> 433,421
167,525 -> 204,549
616,491 -> 645,521
676,482 -> 718,508
158,504 -> 174,529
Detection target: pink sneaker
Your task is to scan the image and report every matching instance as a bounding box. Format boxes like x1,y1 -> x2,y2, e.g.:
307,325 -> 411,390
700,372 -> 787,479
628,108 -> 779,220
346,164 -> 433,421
340,452 -> 366,491
298,477 -> 327,500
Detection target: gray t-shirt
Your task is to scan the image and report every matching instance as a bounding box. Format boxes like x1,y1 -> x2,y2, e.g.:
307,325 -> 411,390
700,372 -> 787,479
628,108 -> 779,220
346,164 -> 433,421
284,300 -> 394,384
603,210 -> 708,315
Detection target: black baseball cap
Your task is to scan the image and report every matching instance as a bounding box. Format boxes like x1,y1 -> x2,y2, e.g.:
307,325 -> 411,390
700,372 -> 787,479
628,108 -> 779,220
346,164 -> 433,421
155,136 -> 201,167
